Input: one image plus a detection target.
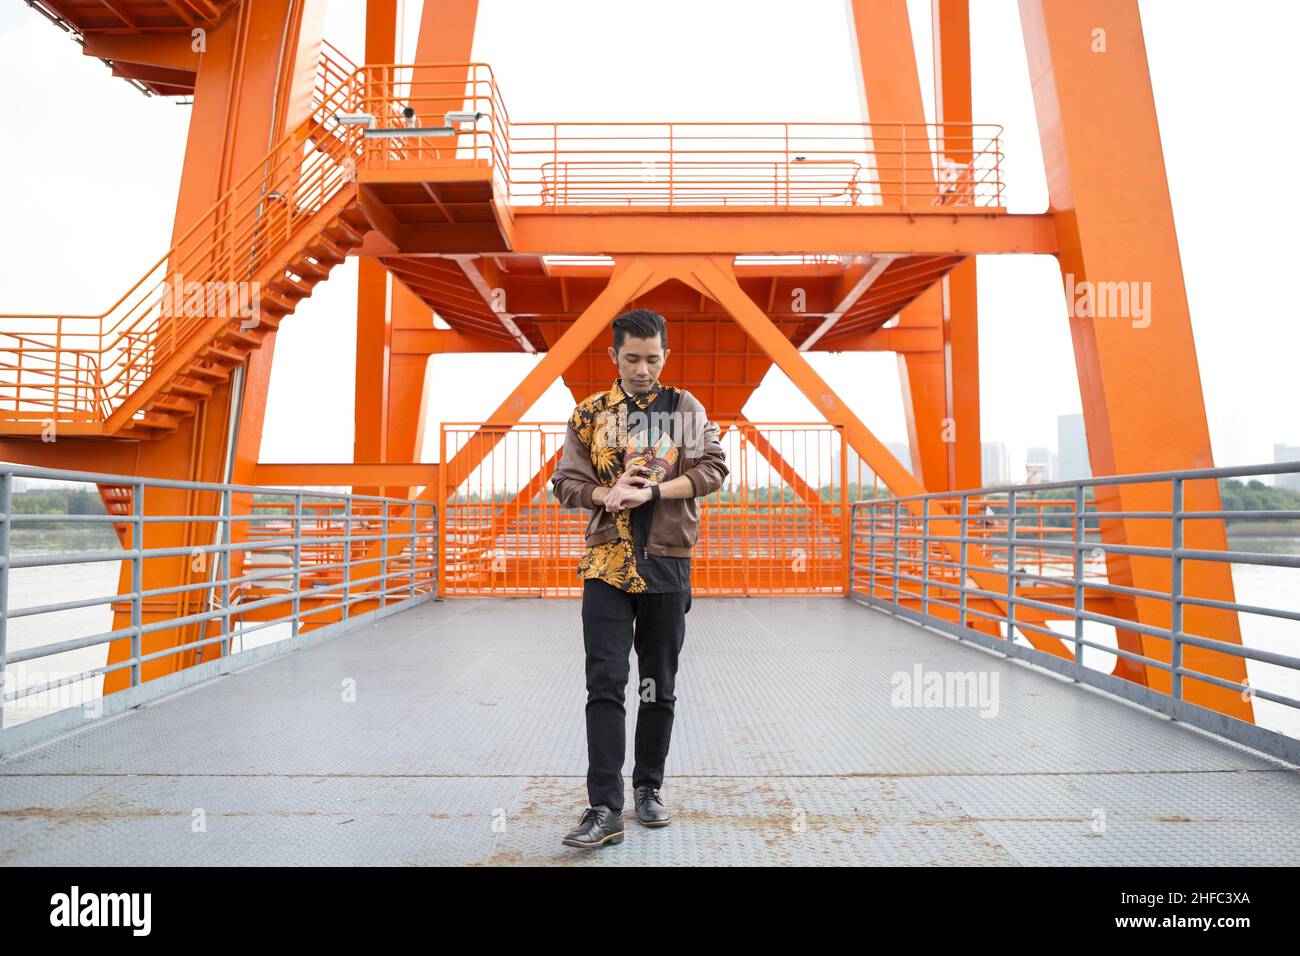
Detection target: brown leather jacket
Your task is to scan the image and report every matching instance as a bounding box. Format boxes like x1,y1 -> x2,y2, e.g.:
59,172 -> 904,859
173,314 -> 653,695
550,388 -> 729,557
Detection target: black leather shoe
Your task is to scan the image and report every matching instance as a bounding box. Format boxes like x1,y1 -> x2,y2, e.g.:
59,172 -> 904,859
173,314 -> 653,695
634,785 -> 672,827
561,805 -> 624,848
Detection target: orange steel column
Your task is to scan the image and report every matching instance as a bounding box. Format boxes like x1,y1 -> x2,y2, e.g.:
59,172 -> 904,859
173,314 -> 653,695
848,0 -> 955,490
933,0 -> 982,491
1019,0 -> 1251,719
101,1 -> 326,691
353,0 -> 398,499
355,277 -> 432,498
384,285 -> 435,498
349,0 -> 472,503
354,259 -> 393,484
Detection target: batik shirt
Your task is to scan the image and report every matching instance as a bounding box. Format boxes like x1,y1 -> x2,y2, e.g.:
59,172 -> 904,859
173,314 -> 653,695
570,378 -> 690,592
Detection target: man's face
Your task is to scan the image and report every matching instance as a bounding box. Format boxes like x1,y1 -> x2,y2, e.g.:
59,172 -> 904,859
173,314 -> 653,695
608,333 -> 669,396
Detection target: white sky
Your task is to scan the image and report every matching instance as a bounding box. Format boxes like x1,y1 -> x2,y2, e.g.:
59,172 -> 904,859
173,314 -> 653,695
1,0 -> 1296,478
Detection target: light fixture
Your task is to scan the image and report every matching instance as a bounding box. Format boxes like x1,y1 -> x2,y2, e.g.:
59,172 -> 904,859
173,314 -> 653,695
363,126 -> 456,138
334,112 -> 375,126
445,111 -> 484,124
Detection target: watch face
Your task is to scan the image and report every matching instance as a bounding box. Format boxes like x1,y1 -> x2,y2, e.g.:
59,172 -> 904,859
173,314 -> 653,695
624,429 -> 678,483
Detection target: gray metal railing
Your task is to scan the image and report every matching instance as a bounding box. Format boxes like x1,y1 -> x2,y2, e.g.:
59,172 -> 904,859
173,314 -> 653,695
848,460 -> 1300,766
0,461 -> 438,753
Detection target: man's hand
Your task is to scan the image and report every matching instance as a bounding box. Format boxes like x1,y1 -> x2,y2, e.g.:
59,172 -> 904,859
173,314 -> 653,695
603,465 -> 652,511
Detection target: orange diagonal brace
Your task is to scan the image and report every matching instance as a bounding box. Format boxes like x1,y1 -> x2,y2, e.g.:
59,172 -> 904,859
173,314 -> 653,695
686,254 -> 1066,657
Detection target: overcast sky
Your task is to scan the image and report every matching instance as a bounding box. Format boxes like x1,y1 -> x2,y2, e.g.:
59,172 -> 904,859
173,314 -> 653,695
1,0 -> 1295,478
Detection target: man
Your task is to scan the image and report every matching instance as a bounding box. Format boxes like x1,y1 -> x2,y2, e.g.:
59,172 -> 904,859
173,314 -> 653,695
550,308 -> 728,849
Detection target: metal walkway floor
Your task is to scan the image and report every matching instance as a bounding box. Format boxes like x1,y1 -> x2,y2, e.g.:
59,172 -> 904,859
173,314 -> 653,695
1,597 -> 1296,866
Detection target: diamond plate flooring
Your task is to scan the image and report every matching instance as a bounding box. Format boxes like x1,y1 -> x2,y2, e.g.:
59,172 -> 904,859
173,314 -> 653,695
1,596 -> 1296,866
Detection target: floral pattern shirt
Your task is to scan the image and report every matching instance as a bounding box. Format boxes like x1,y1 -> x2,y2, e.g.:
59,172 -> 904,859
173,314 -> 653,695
569,378 -> 684,592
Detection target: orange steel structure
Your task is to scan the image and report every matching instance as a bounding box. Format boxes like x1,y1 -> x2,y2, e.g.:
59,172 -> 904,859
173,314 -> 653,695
0,0 -> 1252,725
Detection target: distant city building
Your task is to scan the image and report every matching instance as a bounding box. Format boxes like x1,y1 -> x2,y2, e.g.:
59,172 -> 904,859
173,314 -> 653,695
982,442 -> 1009,486
1026,446 -> 1052,483
1275,444 -> 1300,492
1058,414 -> 1090,481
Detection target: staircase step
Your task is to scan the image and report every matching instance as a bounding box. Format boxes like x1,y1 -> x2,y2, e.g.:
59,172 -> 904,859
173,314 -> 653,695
290,256 -> 330,281
204,345 -> 248,365
306,237 -> 347,264
324,218 -> 364,247
130,413 -> 181,434
167,379 -> 214,398
339,205 -> 371,230
147,396 -> 197,415
217,327 -> 266,349
259,288 -> 297,314
185,361 -> 233,382
271,274 -> 314,299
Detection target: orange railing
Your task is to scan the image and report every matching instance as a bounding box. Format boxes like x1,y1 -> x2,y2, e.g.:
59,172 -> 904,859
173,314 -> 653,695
341,70 -> 1003,210
441,420 -> 855,596
0,43 -> 367,427
355,63 -> 511,197
511,121 -> 1004,209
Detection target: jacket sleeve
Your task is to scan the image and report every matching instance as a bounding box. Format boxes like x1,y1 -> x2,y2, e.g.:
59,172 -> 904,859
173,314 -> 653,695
678,392 -> 729,498
550,415 -> 600,510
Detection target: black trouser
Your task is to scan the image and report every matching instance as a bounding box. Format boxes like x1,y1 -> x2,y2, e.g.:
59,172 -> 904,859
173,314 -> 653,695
581,578 -> 692,811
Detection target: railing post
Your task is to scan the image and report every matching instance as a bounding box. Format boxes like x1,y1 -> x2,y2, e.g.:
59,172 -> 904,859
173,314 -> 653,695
409,504 -> 418,599
668,124 -> 674,207
920,496 -> 930,617
1006,489 -> 1017,644
131,481 -> 144,688
784,124 -> 791,207
1073,484 -> 1085,668
866,500 -> 876,600
380,499 -> 389,609
0,472 -> 10,731
1170,476 -> 1184,702
959,492 -> 969,630
219,486 -> 231,658
292,493 -> 303,639
342,495 -> 352,621
901,123 -> 907,210
891,499 -> 900,606
847,502 -> 855,596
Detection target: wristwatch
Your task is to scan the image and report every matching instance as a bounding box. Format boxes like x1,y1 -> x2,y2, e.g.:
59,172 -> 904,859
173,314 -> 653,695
650,483 -> 661,502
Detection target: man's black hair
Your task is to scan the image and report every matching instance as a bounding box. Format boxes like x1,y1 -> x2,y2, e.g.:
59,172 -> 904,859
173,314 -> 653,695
611,308 -> 668,352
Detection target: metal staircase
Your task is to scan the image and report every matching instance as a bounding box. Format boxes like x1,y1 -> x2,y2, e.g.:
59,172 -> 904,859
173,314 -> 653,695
0,42 -> 370,439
